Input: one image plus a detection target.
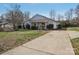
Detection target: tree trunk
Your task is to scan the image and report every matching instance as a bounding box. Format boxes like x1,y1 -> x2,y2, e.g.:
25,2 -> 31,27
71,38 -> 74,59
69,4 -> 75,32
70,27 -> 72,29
13,24 -> 18,31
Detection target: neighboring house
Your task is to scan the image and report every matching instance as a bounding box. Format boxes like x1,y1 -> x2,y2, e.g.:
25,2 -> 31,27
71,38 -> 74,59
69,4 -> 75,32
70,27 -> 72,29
0,22 -> 14,31
24,14 -> 60,30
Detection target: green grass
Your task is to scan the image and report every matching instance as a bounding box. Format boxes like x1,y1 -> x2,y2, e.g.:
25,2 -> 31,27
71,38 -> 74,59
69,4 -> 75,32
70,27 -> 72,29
67,27 -> 79,54
67,27 -> 79,31
0,32 -> 9,38
0,30 -> 48,54
71,37 -> 79,55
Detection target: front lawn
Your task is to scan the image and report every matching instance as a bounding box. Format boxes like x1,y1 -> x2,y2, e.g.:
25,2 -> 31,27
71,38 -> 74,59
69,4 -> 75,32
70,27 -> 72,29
0,30 -> 48,54
67,27 -> 79,31
71,37 -> 79,55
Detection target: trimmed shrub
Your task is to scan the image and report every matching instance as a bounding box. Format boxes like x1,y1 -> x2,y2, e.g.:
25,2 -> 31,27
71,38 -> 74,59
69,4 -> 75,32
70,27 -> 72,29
18,25 -> 22,29
26,24 -> 30,29
31,26 -> 38,30
57,24 -> 62,29
0,27 -> 3,31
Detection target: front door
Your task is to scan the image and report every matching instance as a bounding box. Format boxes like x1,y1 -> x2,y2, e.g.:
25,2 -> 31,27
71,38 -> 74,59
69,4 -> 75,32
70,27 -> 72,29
47,24 -> 54,30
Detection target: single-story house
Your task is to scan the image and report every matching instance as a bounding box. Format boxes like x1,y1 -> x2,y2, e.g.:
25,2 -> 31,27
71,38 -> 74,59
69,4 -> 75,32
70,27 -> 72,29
24,14 -> 60,30
0,14 -> 60,31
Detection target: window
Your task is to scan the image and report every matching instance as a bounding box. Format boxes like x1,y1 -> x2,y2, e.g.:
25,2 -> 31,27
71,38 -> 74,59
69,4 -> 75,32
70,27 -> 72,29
32,23 -> 36,26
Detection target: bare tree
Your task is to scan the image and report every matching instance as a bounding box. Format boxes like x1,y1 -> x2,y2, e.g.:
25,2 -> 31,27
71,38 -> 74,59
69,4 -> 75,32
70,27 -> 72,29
50,9 -> 56,20
65,9 -> 73,21
73,4 -> 79,26
69,9 -> 73,20
75,4 -> 79,18
5,4 -> 24,30
24,11 -> 30,21
64,8 -> 74,27
0,15 -> 4,23
58,14 -> 62,21
65,9 -> 73,23
23,11 -> 30,29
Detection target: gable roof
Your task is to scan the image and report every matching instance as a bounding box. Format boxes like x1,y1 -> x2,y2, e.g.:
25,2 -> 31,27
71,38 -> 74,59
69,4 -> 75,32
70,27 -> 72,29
29,14 -> 57,22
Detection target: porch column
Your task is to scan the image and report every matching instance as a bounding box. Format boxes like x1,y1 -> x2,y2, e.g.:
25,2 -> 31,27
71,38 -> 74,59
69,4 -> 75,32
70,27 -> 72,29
53,23 -> 57,29
45,23 -> 47,30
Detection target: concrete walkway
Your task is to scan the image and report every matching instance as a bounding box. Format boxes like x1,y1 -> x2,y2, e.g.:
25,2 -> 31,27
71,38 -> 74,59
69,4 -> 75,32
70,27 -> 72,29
67,31 -> 79,39
2,31 -> 74,55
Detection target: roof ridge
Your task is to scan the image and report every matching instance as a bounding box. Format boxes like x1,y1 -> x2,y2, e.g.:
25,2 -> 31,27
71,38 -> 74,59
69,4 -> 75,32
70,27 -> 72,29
29,14 -> 58,22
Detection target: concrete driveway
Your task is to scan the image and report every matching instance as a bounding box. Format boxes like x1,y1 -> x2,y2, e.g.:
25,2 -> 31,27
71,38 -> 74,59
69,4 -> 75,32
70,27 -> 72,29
2,31 -> 74,55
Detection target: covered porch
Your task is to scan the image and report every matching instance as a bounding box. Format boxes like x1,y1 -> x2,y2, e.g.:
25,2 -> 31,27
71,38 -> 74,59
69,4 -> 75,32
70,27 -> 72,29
32,22 -> 47,30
